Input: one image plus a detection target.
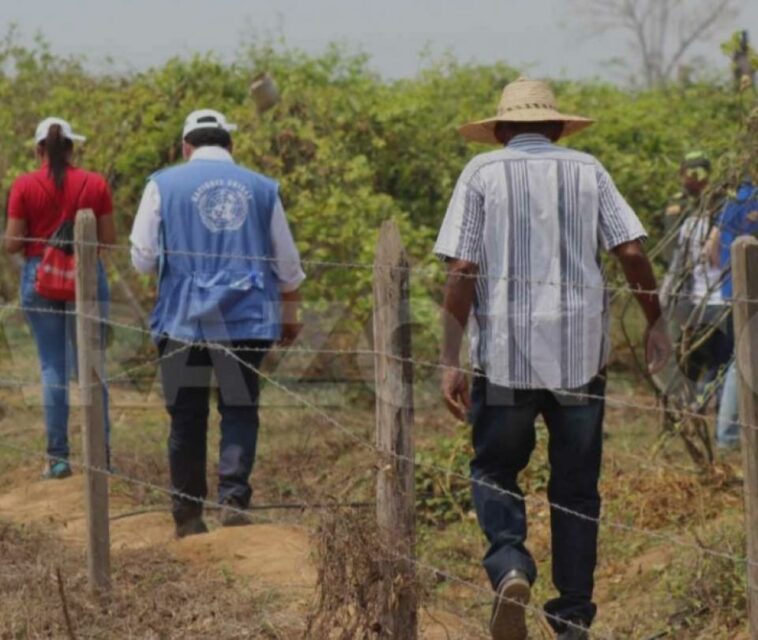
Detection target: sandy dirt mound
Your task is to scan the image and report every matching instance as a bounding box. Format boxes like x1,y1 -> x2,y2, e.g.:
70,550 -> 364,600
0,475 -> 476,638
175,523 -> 316,589
0,476 -> 316,586
0,474 -> 92,528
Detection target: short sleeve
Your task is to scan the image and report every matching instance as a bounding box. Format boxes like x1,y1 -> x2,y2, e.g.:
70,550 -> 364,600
7,178 -> 27,220
433,169 -> 485,263
596,164 -> 647,251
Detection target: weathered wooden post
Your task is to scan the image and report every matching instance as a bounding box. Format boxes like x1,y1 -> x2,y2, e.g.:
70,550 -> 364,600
74,209 -> 111,594
373,220 -> 418,639
732,235 -> 758,637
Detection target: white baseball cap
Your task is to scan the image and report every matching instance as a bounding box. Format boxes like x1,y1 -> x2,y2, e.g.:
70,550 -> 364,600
182,109 -> 238,139
35,117 -> 86,144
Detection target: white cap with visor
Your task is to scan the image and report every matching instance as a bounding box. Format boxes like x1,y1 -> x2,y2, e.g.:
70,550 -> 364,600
183,109 -> 238,139
35,117 -> 86,144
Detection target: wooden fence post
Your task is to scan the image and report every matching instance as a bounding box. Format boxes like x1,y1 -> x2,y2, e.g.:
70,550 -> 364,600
732,235 -> 758,637
75,209 -> 111,594
373,220 -> 418,639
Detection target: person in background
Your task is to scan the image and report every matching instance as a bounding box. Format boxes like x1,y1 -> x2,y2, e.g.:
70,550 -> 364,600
709,180 -> 758,449
673,189 -> 732,409
660,151 -> 712,266
435,77 -> 671,640
130,109 -> 304,538
4,117 -> 115,479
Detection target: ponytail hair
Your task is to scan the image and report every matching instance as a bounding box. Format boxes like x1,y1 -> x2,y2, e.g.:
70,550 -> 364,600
39,124 -> 73,189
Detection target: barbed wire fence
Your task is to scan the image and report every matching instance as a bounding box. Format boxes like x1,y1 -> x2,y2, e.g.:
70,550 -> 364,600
0,213 -> 756,639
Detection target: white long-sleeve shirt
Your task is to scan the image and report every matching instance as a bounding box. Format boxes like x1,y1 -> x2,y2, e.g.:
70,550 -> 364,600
129,146 -> 305,293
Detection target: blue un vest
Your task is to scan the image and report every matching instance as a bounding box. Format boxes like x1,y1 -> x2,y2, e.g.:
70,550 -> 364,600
150,158 -> 282,343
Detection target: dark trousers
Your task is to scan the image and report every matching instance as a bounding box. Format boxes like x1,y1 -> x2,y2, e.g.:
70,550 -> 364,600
158,338 -> 270,524
683,306 -> 733,395
468,373 -> 605,631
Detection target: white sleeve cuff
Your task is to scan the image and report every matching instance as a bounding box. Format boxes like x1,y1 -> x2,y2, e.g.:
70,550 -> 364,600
270,198 -> 306,293
131,246 -> 158,274
278,271 -> 306,293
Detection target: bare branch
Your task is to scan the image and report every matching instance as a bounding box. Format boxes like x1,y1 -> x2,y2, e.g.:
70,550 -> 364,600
663,0 -> 738,78
571,0 -> 745,87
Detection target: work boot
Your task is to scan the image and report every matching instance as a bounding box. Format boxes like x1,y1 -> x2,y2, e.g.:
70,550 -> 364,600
43,460 -> 72,480
490,569 -> 531,640
557,621 -> 589,640
175,516 -> 208,539
218,497 -> 253,527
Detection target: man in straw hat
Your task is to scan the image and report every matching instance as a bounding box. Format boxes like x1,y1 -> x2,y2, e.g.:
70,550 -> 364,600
435,77 -> 671,640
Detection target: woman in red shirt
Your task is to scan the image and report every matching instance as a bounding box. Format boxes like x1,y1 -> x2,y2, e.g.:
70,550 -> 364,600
5,117 -> 116,479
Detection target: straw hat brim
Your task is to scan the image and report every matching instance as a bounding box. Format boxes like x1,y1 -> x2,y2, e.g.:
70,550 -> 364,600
459,110 -> 594,145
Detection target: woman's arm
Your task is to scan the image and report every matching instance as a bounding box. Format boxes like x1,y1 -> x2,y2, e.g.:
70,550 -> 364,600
96,213 -> 117,247
4,217 -> 27,254
95,175 -> 117,248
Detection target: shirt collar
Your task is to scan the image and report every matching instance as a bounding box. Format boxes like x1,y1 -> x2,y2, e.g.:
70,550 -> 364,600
189,146 -> 235,163
507,133 -> 553,149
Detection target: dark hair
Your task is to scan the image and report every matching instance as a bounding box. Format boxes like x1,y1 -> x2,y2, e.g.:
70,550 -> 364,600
38,124 -> 73,189
495,120 -> 565,143
184,127 -> 232,150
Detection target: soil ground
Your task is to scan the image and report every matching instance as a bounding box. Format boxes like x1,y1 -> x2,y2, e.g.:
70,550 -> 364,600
0,314 -> 752,638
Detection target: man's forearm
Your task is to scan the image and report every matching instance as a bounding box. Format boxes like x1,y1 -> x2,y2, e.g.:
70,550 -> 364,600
281,288 -> 301,324
614,242 -> 662,325
441,261 -> 477,365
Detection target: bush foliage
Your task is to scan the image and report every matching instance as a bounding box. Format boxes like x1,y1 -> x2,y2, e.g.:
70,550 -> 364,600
0,31 -> 753,326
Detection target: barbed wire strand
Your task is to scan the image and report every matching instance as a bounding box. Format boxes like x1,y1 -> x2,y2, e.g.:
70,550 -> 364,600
1,301 -> 756,435
0,434 -> 613,639
4,233 -> 758,306
201,339 -> 758,570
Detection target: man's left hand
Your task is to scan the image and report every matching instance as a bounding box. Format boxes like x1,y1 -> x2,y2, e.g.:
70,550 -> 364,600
279,322 -> 303,347
645,321 -> 673,375
441,366 -> 471,422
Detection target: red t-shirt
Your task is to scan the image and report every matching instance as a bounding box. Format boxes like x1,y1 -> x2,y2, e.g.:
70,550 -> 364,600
7,166 -> 113,257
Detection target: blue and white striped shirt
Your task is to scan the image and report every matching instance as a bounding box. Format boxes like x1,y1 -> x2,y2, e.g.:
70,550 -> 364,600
434,134 -> 646,390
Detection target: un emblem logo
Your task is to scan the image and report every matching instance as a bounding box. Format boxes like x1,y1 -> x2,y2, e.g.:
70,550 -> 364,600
193,180 -> 251,233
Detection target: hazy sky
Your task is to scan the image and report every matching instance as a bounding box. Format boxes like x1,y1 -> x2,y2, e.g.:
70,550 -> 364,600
2,0 -> 757,80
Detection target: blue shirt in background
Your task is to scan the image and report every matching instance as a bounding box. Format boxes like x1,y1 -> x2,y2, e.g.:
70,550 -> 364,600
718,181 -> 758,299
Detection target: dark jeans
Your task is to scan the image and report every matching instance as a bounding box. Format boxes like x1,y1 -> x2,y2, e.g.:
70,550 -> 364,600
158,338 -> 270,524
683,305 -> 733,397
468,373 -> 605,632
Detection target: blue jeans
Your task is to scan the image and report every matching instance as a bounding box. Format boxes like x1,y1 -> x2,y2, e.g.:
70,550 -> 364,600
21,257 -> 111,461
158,338 -> 270,524
468,373 -> 605,632
716,361 -> 740,448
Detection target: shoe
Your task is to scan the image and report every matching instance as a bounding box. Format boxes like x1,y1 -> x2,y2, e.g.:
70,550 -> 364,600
43,460 -> 72,480
490,569 -> 531,640
218,498 -> 253,527
175,516 -> 208,539
557,621 -> 589,640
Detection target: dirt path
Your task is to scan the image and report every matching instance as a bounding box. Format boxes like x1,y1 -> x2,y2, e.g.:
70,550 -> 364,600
0,471 -> 474,639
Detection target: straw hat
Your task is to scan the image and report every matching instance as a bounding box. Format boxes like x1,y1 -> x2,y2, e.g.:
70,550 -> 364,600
459,76 -> 594,145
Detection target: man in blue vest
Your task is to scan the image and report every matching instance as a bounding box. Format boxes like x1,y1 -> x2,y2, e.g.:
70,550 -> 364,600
130,109 -> 305,537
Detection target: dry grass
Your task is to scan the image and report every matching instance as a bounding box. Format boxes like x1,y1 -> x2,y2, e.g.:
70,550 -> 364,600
306,507 -> 386,640
0,369 -> 752,639
0,520 -> 301,640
